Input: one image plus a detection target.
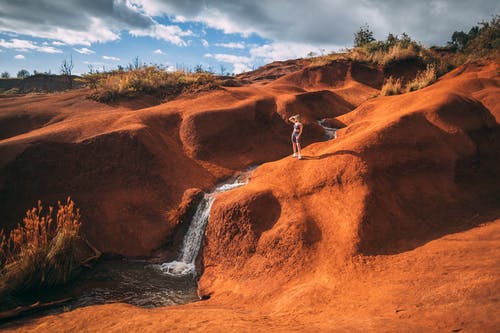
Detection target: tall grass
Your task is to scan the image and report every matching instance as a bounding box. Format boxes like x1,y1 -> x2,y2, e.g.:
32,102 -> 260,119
80,66 -> 220,102
406,64 -> 437,92
0,198 -> 82,298
348,43 -> 424,67
379,64 -> 437,96
380,76 -> 403,96
308,53 -> 349,66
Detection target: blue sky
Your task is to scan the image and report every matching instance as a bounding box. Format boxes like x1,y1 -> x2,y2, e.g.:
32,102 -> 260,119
0,0 -> 498,76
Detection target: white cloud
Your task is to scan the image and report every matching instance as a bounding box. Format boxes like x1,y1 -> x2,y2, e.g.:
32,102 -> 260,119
133,0 -> 500,46
0,17 -> 120,46
0,38 -> 62,53
48,18 -> 120,45
102,55 -> 120,61
0,38 -> 37,51
129,23 -> 193,46
165,65 -> 176,72
14,54 -> 25,59
215,42 -> 245,49
195,8 -> 255,37
153,49 -> 165,54
250,42 -> 340,63
83,61 -> 105,66
0,2 -> 193,46
232,63 -> 252,74
173,15 -> 187,23
37,45 -> 63,53
52,41 -> 66,46
208,53 -> 253,74
213,53 -> 252,64
73,47 -> 95,54
201,39 -> 209,47
206,41 -> 343,74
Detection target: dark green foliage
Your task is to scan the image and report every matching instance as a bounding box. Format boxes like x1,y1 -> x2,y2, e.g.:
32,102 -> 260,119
447,15 -> 499,56
354,24 -> 376,47
16,69 -> 30,79
363,32 -> 421,54
464,15 -> 500,54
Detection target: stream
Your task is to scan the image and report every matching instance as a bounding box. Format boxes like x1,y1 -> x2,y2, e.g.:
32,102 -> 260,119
0,168 -> 253,321
318,119 -> 337,140
2,119 -> 333,319
156,170 -> 250,277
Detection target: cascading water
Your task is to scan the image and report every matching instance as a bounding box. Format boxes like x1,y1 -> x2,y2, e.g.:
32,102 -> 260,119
318,119 -> 337,140
157,171 -> 252,277
3,169 -> 255,317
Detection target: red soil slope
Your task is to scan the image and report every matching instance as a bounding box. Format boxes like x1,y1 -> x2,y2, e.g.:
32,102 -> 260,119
3,218 -> 499,332
0,60 -> 498,331
1,59 -> 377,257
199,62 -> 499,302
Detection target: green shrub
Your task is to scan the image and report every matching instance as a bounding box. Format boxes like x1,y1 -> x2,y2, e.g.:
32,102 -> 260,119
443,15 -> 499,62
463,15 -> 500,57
354,24 -> 376,47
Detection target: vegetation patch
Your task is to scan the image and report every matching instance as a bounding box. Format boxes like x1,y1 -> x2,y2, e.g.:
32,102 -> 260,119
0,198 -> 85,300
380,76 -> 403,96
80,65 -> 221,103
405,64 -> 437,92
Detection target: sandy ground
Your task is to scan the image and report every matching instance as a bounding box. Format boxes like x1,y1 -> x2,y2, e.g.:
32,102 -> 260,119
2,217 -> 498,332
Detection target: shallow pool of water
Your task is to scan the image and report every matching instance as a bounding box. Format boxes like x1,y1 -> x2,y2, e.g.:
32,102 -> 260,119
2,259 -> 200,317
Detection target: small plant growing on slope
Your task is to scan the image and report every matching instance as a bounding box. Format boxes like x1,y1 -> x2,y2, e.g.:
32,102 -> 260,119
380,76 -> 403,96
406,64 -> 437,92
0,197 -> 82,298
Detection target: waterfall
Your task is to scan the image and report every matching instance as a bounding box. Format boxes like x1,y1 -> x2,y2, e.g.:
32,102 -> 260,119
157,171 -> 252,277
318,119 -> 337,140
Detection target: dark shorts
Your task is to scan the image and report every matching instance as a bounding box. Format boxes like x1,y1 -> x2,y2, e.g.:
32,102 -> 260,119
291,132 -> 300,143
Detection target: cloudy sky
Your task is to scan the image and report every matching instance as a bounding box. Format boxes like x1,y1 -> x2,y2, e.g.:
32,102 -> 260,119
0,0 -> 498,76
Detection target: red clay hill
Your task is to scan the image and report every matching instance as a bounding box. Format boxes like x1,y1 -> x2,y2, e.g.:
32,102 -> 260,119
0,59 -> 499,332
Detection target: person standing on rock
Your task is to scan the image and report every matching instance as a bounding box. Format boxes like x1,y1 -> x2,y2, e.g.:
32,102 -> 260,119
289,114 -> 303,160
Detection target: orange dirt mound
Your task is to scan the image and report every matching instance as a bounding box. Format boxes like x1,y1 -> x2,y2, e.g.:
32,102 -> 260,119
0,60 -> 499,332
236,58 -> 312,83
199,61 -> 499,299
3,218 -> 499,332
0,61 -> 360,256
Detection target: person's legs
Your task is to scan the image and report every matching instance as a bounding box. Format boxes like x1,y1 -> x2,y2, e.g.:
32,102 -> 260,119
291,134 -> 297,157
296,141 -> 302,159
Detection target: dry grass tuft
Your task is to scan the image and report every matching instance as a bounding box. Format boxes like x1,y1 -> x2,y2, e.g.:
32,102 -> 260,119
379,64 -> 438,96
308,53 -> 349,66
347,43 -> 422,67
0,198 -> 82,298
380,76 -> 403,96
406,64 -> 437,92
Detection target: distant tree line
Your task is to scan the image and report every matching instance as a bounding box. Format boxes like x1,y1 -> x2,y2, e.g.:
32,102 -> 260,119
0,69 -> 55,79
352,14 -> 498,55
444,14 -> 499,55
